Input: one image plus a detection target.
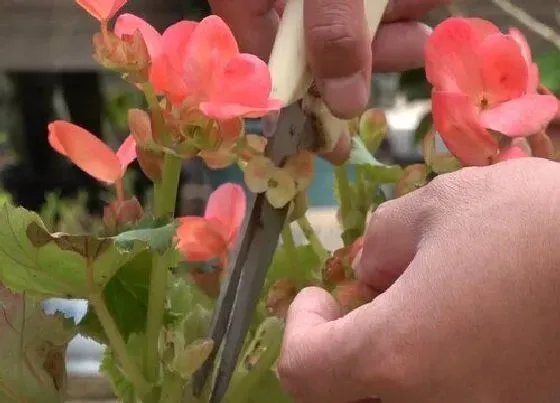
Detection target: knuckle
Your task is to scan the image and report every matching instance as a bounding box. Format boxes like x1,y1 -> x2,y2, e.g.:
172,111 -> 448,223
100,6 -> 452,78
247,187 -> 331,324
307,19 -> 358,55
306,2 -> 366,72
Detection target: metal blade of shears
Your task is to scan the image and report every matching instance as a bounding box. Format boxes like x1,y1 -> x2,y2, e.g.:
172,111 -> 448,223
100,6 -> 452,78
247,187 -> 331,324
192,103 -> 316,402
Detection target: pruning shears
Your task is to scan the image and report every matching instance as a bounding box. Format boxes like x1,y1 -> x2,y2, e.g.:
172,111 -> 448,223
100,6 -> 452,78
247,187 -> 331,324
192,0 -> 389,401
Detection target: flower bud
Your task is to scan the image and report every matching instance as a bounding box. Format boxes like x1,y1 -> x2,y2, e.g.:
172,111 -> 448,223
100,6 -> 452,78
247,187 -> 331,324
395,164 -> 429,197
333,280 -> 379,313
359,108 -> 388,154
128,108 -> 153,145
103,197 -> 144,231
266,279 -> 298,318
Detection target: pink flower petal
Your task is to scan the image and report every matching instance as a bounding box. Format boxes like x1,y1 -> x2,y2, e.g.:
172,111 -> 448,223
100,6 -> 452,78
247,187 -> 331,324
202,54 -> 283,119
182,15 -> 239,99
175,217 -> 228,262
480,94 -> 559,137
148,21 -> 198,102
48,120 -> 122,184
477,33 -> 528,104
527,63 -> 540,94
114,13 -> 162,57
161,21 -> 198,71
508,27 -> 532,65
425,18 -> 499,98
76,0 -> 127,22
116,134 -> 137,172
432,90 -> 497,166
509,28 -> 538,93
149,56 -> 189,102
204,183 -> 246,246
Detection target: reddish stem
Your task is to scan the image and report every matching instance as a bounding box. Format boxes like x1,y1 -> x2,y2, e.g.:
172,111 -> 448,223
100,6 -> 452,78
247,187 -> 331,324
115,179 -> 125,202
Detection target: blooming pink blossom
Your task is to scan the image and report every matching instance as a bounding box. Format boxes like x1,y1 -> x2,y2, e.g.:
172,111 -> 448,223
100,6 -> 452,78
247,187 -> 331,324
426,17 -> 558,165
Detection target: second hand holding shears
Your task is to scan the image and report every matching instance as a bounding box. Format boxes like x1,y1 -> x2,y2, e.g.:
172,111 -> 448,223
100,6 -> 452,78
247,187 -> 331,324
192,0 -> 390,401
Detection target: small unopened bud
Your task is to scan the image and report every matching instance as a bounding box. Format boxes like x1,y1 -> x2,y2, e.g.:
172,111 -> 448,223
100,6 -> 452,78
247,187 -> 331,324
136,147 -> 163,182
104,197 -> 144,231
333,280 -> 379,313
128,108 -> 153,145
395,164 -> 429,197
92,29 -> 150,82
266,279 -> 298,318
359,108 -> 388,154
322,237 -> 363,287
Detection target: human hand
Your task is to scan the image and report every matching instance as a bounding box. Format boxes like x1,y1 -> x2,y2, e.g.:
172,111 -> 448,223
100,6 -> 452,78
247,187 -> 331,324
278,157 -> 560,403
208,0 -> 450,161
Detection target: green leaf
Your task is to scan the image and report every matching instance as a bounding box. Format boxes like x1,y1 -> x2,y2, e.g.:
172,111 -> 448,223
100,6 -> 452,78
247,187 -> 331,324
536,50 -> 560,95
358,163 -> 404,185
249,371 -> 292,403
346,136 -> 382,166
346,137 -> 404,183
225,317 -> 285,402
167,276 -> 213,318
79,252 -> 152,344
170,338 -> 213,379
100,349 -> 137,403
115,222 -> 177,254
0,203 -> 145,297
99,333 -> 154,403
266,245 -> 322,291
0,286 -> 77,403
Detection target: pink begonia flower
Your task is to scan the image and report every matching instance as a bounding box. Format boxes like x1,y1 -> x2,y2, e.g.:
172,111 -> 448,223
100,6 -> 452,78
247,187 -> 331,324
75,0 -> 127,22
48,120 -> 136,184
426,17 -> 558,166
176,183 -> 246,265
114,14 -> 282,120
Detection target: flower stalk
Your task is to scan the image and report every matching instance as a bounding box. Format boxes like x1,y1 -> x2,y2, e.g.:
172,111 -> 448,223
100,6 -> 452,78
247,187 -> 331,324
144,152 -> 182,382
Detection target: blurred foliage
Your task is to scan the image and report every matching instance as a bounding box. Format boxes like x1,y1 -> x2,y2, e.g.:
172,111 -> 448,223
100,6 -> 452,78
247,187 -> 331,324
536,50 -> 560,95
399,68 -> 431,101
184,0 -> 211,19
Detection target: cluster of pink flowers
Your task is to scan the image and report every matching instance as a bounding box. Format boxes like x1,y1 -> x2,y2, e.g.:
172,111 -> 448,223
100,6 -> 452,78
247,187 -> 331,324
426,17 -> 559,166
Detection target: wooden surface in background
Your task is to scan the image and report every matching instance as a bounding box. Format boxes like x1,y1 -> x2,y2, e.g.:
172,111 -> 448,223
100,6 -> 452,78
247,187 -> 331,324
1,0 -> 558,70
0,0 -> 185,70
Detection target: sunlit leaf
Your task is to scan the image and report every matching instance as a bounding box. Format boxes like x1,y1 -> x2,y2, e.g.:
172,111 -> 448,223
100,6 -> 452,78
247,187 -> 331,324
0,204 -> 144,297
0,286 -> 76,403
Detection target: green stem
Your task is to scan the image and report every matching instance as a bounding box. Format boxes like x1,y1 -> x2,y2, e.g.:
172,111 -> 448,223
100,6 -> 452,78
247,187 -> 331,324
155,153 -> 183,218
90,292 -> 151,396
296,215 -> 329,260
142,82 -> 166,144
334,166 -> 354,244
144,153 -> 183,383
281,223 -> 297,255
159,371 -> 185,402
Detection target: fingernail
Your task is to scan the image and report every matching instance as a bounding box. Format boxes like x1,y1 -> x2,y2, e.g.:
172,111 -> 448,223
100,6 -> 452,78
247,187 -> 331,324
318,72 -> 370,119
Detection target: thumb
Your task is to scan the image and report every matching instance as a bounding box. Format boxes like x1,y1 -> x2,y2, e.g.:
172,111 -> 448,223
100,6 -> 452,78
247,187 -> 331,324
278,287 -> 385,402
